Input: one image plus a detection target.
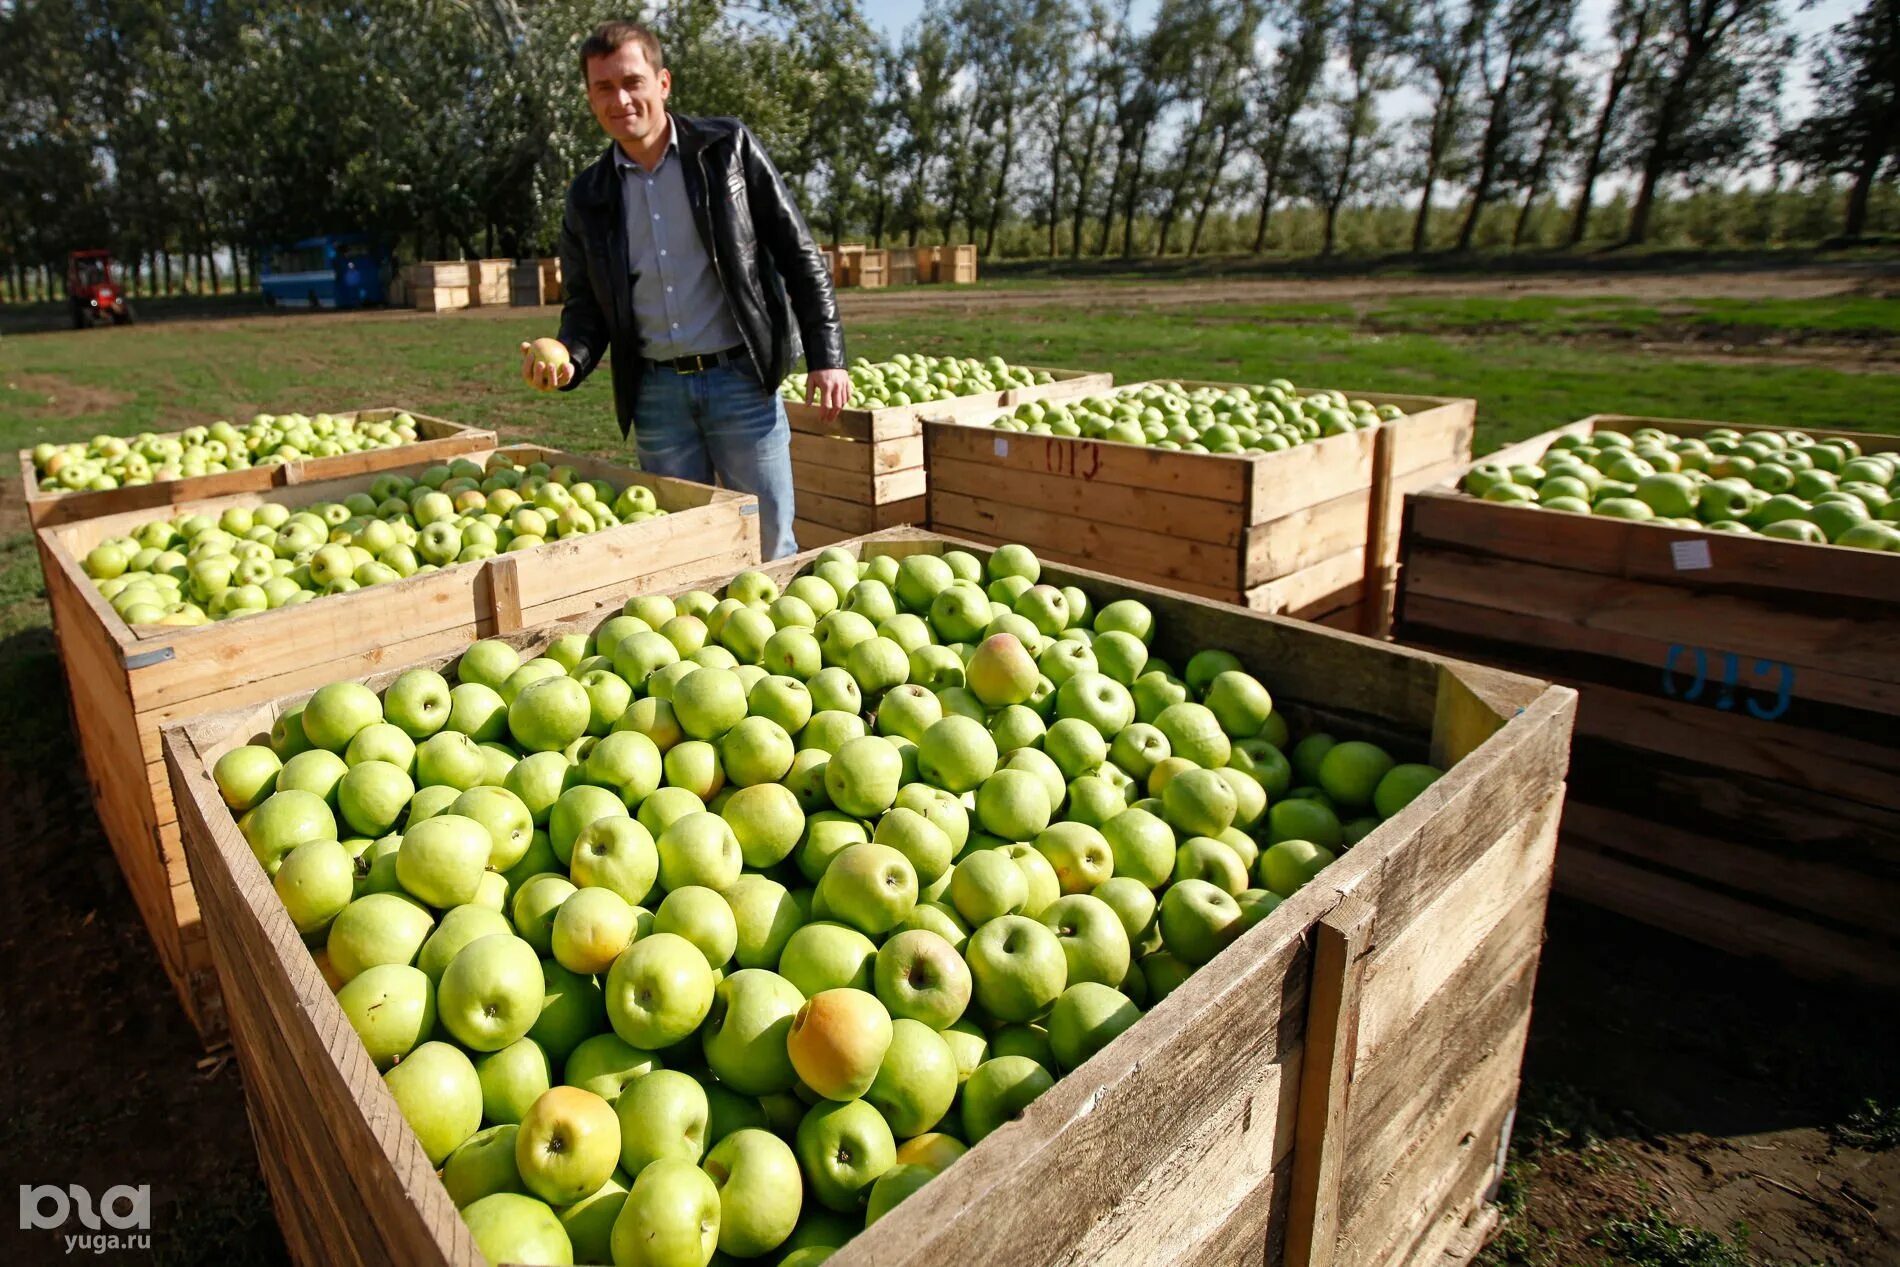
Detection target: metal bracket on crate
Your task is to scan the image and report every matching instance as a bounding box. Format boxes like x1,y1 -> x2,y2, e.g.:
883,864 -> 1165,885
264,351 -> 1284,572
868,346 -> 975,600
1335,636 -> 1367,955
124,645 -> 176,669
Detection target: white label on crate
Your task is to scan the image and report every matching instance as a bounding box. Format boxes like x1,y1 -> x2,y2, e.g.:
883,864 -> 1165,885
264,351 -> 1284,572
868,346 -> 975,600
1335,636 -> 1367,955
994,437 -> 1009,457
1670,539 -> 1712,571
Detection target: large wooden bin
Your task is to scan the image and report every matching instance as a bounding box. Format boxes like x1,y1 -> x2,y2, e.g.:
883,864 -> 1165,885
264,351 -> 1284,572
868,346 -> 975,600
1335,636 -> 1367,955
19,407 -> 498,529
1396,413 -> 1900,990
925,384 -> 1474,635
42,445 -> 760,1045
787,367 -> 1115,549
164,526 -> 1575,1267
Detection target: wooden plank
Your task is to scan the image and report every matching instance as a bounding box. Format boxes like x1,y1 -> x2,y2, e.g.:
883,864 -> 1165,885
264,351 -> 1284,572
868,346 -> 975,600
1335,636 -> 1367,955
927,422 -> 1251,503
1556,825 -> 1900,991
1244,549 -> 1368,617
932,490 -> 1244,591
929,456 -> 1248,548
790,430 -> 923,476
1284,895 -> 1373,1267
1245,490 -> 1373,587
1249,430 -> 1378,525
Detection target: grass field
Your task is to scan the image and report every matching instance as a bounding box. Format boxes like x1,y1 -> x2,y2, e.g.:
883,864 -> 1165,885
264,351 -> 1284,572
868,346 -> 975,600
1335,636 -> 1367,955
1,275 -> 1896,1265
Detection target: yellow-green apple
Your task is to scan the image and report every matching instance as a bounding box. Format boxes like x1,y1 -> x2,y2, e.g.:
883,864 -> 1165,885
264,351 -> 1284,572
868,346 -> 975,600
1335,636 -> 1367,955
960,1055 -> 1055,1143
438,933 -> 545,1051
896,901 -> 970,953
1093,597 -> 1153,641
529,957 -> 608,1063
326,892 -> 434,982
703,1128 -> 803,1257
549,783 -> 628,865
796,1098 -> 896,1212
672,667 -> 748,740
778,922 -> 877,997
716,873 -> 799,970
718,715 -> 794,787
865,1018 -> 958,1138
395,813 -> 492,908
302,681 -> 383,751
974,769 -> 1051,842
787,988 -> 893,1101
948,850 -> 1027,926
823,736 -> 904,818
1374,762 -> 1442,818
1048,981 -> 1141,1072
383,1040 -> 481,1165
563,1033 -> 663,1103
1056,672 -> 1134,735
559,1170 -> 630,1265
509,675 -> 591,754
442,1125 -> 525,1208
610,1157 -> 721,1267
552,886 -> 639,975
384,668 -> 452,740
915,715 -> 998,795
1175,837 -> 1249,895
415,730 -> 487,790
966,915 -> 1067,1022
582,730 -> 662,807
963,633 -> 1037,709
653,885 -> 738,969
213,744 -> 280,811
874,929 -> 971,1029
273,838 -> 354,935
874,684 -> 940,744
867,1162 -> 935,1225
656,812 -> 743,892
475,1036 -> 552,1125
1259,839 -> 1338,897
1093,876 -> 1157,945
1159,878 -> 1243,966
1001,842 -> 1062,917
511,872 -> 576,956
1091,630 -> 1149,686
814,843 -> 917,936
502,751 -> 573,825
721,783 -> 805,870
1034,822 -> 1113,894
614,1068 -> 710,1173
604,932 -> 715,1049
460,1192 -> 571,1264
336,963 -> 435,1068
894,1132 -> 967,1173
1162,767 -> 1238,839
242,788 -> 336,873
565,817 -> 658,907
336,760 -> 413,837
702,969 -> 804,1095
515,1086 -> 621,1206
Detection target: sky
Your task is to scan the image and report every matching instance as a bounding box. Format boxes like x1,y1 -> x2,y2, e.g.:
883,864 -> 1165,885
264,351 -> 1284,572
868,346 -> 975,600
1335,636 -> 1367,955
861,0 -> 1859,119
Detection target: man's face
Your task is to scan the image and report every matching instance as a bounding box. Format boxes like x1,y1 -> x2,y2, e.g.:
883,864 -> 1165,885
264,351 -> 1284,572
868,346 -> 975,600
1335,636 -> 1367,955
586,42 -> 670,150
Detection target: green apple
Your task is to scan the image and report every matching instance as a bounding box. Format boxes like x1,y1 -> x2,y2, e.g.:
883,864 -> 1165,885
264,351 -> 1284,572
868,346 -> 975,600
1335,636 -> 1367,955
701,968 -> 804,1096
302,680 -> 383,752
1047,982 -> 1141,1072
564,1032 -> 664,1103
396,813 -> 492,908
653,884 -> 739,969
1161,766 -> 1237,839
242,788 -> 337,874
915,714 -> 999,795
549,783 -> 629,865
1155,702 -> 1231,769
213,744 -> 281,812
1092,876 -> 1158,946
383,1040 -> 481,1165
1055,671 -> 1134,735
272,838 -> 354,935
475,1036 -> 553,1125
1034,821 -> 1115,895
1038,893 -> 1131,987
552,886 -> 640,975
703,1127 -> 803,1257
865,1018 -> 958,1139
815,842 -> 918,936
509,675 -> 592,753
336,963 -> 435,1068
438,933 -> 545,1051
795,1098 -> 896,1213
1159,878 -> 1243,966
512,872 -> 577,956
948,848 -> 1028,925
1130,670 -> 1189,724
874,928 -> 972,1029
615,1068 -> 710,1173
605,932 -> 715,1049
824,735 -> 904,818
964,633 -> 1039,708
787,987 -> 893,1100
327,892 -> 434,982
778,922 -> 878,997
384,668 -> 452,740
974,769 -> 1052,842
1259,838 -> 1338,897
719,873 -> 802,970
1001,842 -> 1062,917
415,730 -> 488,791
335,760 -> 412,837
722,783 -> 805,870
558,1171 -> 630,1265
460,1192 -> 572,1264
583,730 -> 663,807
610,1157 -> 721,1267
960,1055 -> 1055,1144
442,1124 -> 525,1208
966,915 -> 1067,1022
567,816 -> 658,906
656,811 -> 743,892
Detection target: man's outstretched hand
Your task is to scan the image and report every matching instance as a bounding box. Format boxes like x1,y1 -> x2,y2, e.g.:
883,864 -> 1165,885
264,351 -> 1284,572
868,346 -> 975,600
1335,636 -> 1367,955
520,340 -> 575,392
806,368 -> 850,422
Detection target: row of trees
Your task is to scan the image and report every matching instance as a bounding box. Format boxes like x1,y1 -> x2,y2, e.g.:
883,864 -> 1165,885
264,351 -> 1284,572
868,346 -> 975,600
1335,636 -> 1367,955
1,0 -> 1894,302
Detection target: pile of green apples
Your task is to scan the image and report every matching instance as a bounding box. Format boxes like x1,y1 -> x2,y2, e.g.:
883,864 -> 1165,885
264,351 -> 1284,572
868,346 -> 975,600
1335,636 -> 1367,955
780,355 -> 1053,411
986,381 -> 1401,454
215,542 -> 1443,1266
81,455 -> 668,627
1463,425 -> 1900,551
31,412 -> 425,493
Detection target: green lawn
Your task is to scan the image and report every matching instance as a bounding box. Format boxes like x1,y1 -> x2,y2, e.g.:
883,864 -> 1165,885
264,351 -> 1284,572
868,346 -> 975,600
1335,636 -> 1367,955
3,291 -> 1897,467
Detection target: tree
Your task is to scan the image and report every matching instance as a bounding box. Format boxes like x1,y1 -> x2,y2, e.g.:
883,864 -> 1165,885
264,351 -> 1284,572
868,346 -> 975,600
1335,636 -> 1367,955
1624,0 -> 1792,244
1064,2 -> 1127,256
891,13 -> 958,245
1247,0 -> 1335,252
1454,0 -> 1576,251
1568,0 -> 1663,244
1780,0 -> 1900,238
1316,0 -> 1412,256
1406,0 -> 1490,252
1510,24 -> 1585,246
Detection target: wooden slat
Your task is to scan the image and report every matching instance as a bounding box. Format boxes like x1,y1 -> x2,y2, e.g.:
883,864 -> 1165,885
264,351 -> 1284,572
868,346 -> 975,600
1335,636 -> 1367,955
931,490 -> 1244,591
1250,430 -> 1379,525
927,419 -> 1250,503
789,430 -> 923,476
1284,895 -> 1373,1267
929,456 -> 1248,547
1245,491 -> 1373,588
1244,549 -> 1368,618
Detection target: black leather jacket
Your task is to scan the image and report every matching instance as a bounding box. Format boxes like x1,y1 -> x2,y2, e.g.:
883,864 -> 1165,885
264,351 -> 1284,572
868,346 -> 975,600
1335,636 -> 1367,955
556,113 -> 846,437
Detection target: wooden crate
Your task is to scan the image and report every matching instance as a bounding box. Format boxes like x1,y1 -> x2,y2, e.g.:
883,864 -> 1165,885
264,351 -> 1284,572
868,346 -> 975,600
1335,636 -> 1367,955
468,259 -> 511,308
890,250 -> 919,285
858,249 -> 889,288
19,407 -> 499,529
509,260 -> 546,307
787,367 -> 1115,549
943,244 -> 978,284
164,525 -> 1575,1267
41,445 -> 760,1045
1396,413 -> 1900,990
539,256 -> 562,303
406,262 -> 468,289
925,383 -> 1475,635
413,286 -> 468,313
913,246 -> 941,283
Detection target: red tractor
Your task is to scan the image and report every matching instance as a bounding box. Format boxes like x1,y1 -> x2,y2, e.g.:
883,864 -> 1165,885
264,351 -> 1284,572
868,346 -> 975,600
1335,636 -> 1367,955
67,249 -> 134,329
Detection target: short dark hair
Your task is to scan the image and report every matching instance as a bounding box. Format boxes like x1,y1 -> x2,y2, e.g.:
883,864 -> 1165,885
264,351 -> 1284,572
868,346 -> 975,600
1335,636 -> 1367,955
580,21 -> 664,81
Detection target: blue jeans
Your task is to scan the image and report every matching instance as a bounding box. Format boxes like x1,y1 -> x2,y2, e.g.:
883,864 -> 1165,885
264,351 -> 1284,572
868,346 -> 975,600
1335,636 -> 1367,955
632,360 -> 797,560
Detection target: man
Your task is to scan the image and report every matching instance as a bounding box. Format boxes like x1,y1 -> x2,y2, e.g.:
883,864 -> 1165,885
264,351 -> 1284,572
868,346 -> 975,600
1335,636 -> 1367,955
520,19 -> 848,559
